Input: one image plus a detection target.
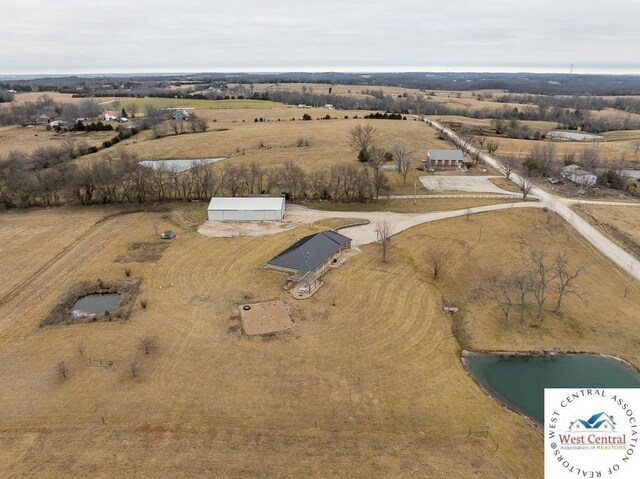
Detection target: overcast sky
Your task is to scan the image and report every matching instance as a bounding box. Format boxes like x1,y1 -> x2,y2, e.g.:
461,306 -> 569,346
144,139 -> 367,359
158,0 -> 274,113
2,0 -> 639,75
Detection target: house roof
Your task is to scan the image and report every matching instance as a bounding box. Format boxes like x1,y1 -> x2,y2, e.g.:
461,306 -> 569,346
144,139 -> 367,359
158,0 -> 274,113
426,150 -> 465,161
267,231 -> 351,272
207,196 -> 285,211
561,164 -> 596,177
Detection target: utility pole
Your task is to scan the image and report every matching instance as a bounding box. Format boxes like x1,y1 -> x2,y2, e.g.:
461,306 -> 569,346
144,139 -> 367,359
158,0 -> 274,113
414,181 -> 417,205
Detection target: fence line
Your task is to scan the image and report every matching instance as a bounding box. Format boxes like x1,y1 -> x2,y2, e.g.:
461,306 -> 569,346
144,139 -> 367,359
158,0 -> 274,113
382,194 -> 521,200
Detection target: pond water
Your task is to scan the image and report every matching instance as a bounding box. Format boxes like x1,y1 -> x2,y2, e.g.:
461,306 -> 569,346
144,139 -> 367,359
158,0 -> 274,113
139,157 -> 226,172
546,130 -> 604,141
465,353 -> 640,423
71,294 -> 121,316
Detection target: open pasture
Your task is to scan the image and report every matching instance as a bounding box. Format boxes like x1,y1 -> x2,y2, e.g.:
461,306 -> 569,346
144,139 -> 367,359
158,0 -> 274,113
0,202 -> 639,477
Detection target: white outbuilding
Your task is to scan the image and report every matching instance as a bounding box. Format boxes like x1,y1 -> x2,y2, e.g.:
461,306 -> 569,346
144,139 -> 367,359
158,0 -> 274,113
207,197 -> 286,221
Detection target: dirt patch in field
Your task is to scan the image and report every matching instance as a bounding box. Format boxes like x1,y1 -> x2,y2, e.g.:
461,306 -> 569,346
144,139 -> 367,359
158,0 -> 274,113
115,242 -> 170,263
239,300 -> 295,336
41,278 -> 141,326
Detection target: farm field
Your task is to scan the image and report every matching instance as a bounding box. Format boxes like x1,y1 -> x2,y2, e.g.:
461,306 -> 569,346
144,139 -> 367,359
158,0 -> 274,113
115,98 -> 278,110
572,204 -> 640,259
0,125 -> 116,156
2,91 -> 115,106
0,203 -> 639,477
84,114 -> 453,196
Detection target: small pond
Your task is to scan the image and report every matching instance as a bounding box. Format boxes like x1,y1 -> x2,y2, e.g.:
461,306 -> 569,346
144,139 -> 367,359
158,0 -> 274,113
139,157 -> 226,172
546,130 -> 604,141
71,294 -> 121,316
465,353 -> 640,423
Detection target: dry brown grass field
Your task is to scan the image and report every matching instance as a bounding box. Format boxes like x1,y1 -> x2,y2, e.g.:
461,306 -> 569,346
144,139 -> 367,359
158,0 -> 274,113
0,125 -> 116,157
2,92 -> 115,106
0,202 -> 639,477
573,204 -> 640,259
86,113 -> 453,195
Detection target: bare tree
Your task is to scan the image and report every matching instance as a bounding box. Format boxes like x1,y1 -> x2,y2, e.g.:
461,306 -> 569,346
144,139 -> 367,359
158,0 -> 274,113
487,275 -> 514,327
458,125 -> 474,149
554,252 -> 585,315
391,141 -> 413,183
57,361 -> 68,381
580,147 -> 600,171
486,140 -> 499,154
430,248 -> 451,280
526,143 -> 556,176
529,250 -> 558,321
349,124 -> 377,162
376,220 -> 392,262
513,271 -> 535,324
503,156 -> 516,179
518,176 -> 534,200
127,103 -> 138,119
139,336 -> 158,355
368,147 -> 389,199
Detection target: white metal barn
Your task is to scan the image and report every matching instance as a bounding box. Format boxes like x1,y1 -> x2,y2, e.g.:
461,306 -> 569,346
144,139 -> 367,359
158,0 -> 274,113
207,197 -> 286,221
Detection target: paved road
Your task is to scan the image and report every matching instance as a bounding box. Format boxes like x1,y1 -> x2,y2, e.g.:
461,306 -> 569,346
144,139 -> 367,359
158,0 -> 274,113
421,117 -> 640,281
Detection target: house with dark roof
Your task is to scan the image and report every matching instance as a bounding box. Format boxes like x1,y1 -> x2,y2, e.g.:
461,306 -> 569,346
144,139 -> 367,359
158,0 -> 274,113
267,231 -> 352,277
423,149 -> 467,171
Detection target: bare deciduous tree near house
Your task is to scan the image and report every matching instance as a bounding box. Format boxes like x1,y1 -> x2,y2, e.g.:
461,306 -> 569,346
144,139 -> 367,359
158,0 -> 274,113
554,252 -> 585,315
529,250 -> 558,321
348,124 -> 377,162
486,140 -> 499,155
376,220 -> 392,262
390,141 -> 413,183
430,248 -> 451,280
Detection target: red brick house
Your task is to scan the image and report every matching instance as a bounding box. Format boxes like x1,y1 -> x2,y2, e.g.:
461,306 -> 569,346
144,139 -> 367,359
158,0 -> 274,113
423,150 -> 467,171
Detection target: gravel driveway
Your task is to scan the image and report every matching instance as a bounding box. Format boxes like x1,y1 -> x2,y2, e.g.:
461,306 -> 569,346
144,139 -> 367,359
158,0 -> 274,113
420,175 -> 519,195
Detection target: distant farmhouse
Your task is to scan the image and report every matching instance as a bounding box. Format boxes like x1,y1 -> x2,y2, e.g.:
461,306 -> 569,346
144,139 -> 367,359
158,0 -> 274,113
35,111 -> 60,125
207,197 -> 285,221
268,230 -> 352,276
172,110 -> 191,121
560,164 -> 598,187
424,150 -> 467,171
101,111 -> 119,121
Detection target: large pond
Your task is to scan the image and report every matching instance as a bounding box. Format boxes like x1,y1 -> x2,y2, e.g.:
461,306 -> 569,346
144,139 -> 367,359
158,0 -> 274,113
546,130 -> 604,141
71,294 -> 121,316
139,157 -> 226,172
465,353 -> 640,423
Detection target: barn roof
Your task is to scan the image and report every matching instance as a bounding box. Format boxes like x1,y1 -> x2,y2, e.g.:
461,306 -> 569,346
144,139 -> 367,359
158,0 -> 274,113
267,231 -> 351,273
207,196 -> 285,211
426,149 -> 465,161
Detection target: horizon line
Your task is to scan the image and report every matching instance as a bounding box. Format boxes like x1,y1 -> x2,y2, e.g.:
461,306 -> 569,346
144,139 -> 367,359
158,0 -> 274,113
2,65 -> 640,78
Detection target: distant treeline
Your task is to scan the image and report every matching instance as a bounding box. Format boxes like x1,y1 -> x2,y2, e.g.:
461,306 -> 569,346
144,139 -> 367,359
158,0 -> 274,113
5,72 -> 640,96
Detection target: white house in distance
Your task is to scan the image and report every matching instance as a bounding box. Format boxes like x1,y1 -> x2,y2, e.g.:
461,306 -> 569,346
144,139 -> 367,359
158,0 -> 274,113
207,197 -> 286,221
560,164 -> 598,187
